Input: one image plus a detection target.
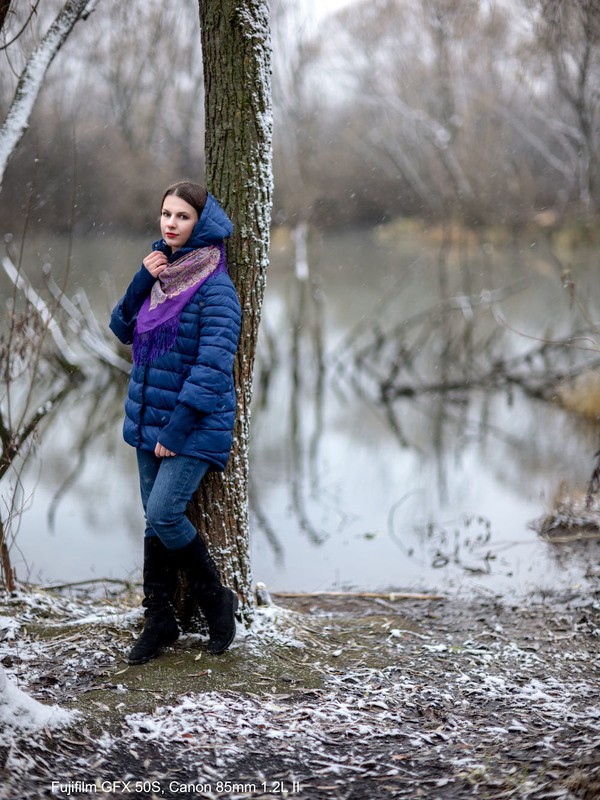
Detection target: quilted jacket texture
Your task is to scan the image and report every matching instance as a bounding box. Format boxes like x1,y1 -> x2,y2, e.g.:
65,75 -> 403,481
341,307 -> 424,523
109,194 -> 241,470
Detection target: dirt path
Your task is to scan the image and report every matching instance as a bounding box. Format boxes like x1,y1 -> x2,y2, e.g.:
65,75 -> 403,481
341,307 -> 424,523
1,584 -> 599,799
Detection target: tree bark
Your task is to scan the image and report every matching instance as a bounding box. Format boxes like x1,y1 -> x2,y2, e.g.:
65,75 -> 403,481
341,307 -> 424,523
190,0 -> 272,619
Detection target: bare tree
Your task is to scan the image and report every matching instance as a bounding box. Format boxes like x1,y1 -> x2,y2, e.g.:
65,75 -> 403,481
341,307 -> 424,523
81,0 -> 205,170
188,0 -> 273,618
331,0 -> 600,225
0,0 -> 99,190
532,0 -> 600,213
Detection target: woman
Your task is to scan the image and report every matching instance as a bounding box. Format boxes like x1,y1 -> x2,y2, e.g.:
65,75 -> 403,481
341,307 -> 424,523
110,181 -> 241,664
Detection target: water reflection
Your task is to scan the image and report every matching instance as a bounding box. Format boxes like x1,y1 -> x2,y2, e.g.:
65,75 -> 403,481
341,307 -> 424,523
5,229 -> 600,595
44,381 -> 125,533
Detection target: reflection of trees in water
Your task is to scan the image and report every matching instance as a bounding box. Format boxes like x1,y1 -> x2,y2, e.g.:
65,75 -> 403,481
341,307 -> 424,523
252,233 -> 600,583
289,224 -> 326,545
46,381 -> 125,532
542,537 -> 600,580
251,223 -> 327,552
343,236 -> 600,580
333,237 -> 600,438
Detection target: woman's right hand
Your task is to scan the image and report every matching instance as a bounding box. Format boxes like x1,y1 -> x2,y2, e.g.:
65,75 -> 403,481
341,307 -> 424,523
143,251 -> 168,277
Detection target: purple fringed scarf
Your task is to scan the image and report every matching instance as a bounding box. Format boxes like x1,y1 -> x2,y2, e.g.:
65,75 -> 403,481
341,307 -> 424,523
132,243 -> 226,366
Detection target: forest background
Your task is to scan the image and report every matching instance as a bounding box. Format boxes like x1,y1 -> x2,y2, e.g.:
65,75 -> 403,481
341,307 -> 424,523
1,0 -> 598,240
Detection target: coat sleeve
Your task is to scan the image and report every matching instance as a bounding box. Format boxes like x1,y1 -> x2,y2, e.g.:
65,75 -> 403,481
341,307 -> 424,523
109,266 -> 156,344
157,278 -> 241,454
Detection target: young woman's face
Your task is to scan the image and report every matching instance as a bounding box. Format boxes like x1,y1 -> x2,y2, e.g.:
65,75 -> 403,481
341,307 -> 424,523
160,194 -> 199,251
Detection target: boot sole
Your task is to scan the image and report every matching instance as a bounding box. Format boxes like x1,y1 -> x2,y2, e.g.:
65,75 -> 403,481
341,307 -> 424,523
127,627 -> 179,665
127,640 -> 177,665
128,652 -> 159,666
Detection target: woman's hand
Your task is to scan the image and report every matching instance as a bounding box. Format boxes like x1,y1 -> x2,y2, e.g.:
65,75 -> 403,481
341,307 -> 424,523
155,443 -> 177,458
143,251 -> 169,278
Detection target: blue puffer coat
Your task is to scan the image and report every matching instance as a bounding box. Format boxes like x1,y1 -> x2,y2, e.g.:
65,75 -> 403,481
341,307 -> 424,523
109,194 -> 241,471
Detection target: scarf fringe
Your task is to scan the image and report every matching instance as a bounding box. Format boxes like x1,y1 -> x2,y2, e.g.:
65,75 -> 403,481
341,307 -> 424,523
132,316 -> 180,366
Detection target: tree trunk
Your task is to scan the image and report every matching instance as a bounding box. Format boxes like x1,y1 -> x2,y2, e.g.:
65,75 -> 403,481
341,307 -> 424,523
190,0 -> 272,620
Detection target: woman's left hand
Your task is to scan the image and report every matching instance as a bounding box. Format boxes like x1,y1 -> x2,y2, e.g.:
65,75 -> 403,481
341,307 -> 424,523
155,443 -> 177,458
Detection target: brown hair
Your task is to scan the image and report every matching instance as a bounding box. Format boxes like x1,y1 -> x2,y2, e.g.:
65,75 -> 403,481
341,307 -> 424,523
161,181 -> 208,218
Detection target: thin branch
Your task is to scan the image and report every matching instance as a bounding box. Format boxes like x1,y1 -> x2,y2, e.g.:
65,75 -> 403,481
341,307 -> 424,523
0,1 -> 41,51
0,0 -> 12,37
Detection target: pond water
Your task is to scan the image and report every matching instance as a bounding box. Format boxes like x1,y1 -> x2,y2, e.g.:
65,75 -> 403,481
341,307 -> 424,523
4,225 -> 600,598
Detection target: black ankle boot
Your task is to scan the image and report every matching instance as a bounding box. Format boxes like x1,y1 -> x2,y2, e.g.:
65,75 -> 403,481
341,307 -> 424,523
128,537 -> 179,665
172,536 -> 239,655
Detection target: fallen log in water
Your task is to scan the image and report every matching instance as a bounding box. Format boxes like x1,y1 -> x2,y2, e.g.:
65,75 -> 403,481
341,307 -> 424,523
271,590 -> 445,601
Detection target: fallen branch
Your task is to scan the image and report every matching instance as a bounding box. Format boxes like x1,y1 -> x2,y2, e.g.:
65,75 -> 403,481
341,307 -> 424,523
271,590 -> 445,601
31,577 -> 137,591
1,255 -> 81,372
3,254 -> 130,374
43,261 -> 130,373
334,271 -> 600,407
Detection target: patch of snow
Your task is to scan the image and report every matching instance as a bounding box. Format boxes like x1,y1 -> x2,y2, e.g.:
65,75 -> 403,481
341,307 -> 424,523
0,665 -> 77,745
58,607 -> 141,627
422,643 -> 449,652
0,615 -> 20,641
125,684 -> 406,749
243,604 -> 307,649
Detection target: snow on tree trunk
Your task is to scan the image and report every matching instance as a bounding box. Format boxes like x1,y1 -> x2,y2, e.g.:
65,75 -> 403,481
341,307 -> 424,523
0,0 -> 99,191
190,0 -> 273,619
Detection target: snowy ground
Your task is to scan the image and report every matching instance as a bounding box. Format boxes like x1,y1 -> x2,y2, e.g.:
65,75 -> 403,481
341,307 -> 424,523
0,583 -> 599,799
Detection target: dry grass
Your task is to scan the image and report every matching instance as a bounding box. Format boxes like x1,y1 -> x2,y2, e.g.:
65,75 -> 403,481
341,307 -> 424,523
530,480 -> 600,542
2,587 -> 600,799
557,370 -> 600,419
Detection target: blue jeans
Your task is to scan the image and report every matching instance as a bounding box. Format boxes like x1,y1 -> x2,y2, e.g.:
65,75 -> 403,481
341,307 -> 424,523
136,449 -> 210,550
